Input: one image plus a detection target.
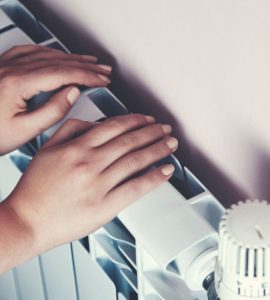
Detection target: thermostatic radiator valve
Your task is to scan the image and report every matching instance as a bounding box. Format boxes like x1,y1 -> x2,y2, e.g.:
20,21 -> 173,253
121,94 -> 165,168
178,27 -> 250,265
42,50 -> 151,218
213,200 -> 270,300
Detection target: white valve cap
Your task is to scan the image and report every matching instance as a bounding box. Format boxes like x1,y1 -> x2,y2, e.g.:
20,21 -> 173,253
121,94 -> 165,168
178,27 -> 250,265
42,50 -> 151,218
215,200 -> 270,300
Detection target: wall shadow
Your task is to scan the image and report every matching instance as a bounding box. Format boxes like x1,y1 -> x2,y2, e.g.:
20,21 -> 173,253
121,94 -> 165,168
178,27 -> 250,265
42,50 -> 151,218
22,0 -> 248,207
249,144 -> 270,202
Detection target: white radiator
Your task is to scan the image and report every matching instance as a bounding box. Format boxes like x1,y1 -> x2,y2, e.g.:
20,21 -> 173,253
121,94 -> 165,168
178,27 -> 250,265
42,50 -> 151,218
0,1 -> 225,299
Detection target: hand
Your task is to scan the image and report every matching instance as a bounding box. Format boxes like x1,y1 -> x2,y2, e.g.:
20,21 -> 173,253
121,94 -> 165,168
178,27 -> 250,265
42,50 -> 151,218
1,114 -> 177,272
0,44 -> 112,154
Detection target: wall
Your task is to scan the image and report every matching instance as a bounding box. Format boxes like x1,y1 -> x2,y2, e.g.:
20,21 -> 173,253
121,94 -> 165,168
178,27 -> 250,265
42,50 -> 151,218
22,0 -> 270,207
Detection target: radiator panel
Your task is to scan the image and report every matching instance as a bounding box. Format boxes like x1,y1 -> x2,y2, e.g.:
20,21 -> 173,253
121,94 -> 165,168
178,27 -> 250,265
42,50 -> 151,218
0,2 -> 224,299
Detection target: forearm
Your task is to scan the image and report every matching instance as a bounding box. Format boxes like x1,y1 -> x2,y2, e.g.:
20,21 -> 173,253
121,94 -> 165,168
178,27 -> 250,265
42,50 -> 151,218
0,200 -> 36,274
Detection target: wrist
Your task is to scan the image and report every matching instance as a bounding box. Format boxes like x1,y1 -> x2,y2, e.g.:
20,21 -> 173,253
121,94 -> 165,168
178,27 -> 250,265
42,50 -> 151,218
0,199 -> 38,273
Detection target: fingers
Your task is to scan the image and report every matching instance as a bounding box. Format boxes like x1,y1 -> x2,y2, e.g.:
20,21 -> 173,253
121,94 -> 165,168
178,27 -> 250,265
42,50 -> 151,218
0,44 -> 97,64
22,60 -> 111,77
79,114 -> 156,147
0,45 -> 42,61
43,119 -> 97,149
13,50 -> 98,65
96,123 -> 172,168
101,136 -> 178,189
18,86 -> 81,140
0,45 -> 110,100
20,65 -> 111,99
101,165 -> 175,219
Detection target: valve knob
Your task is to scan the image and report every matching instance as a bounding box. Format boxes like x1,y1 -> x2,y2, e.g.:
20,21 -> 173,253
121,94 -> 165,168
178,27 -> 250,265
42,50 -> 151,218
215,200 -> 270,300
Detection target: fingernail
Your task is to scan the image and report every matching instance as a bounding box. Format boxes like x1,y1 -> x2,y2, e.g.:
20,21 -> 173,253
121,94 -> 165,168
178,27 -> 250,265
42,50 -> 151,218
67,87 -> 80,104
145,115 -> 155,123
166,137 -> 178,149
161,164 -> 175,176
82,55 -> 98,61
98,64 -> 112,72
98,74 -> 111,83
162,124 -> 172,134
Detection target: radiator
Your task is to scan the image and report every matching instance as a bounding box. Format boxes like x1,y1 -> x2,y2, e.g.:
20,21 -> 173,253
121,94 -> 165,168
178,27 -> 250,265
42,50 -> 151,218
0,1 -> 224,299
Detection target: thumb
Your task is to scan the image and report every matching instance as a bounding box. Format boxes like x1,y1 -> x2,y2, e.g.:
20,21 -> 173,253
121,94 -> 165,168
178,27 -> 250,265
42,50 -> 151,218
20,86 -> 80,138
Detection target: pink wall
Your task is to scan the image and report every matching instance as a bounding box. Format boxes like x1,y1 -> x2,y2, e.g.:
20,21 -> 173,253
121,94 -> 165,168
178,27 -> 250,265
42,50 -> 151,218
24,0 -> 270,207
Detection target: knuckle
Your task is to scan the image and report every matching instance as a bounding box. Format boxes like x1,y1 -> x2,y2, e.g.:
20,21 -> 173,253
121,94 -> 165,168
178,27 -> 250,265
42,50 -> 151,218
51,104 -> 67,119
120,133 -> 137,147
149,171 -> 163,184
64,119 -> 83,138
132,114 -> 147,125
146,124 -> 164,137
75,54 -> 89,61
127,155 -> 141,170
156,124 -> 166,135
70,161 -> 92,185
63,144 -> 82,161
62,145 -> 75,158
128,181 -> 142,197
107,118 -> 123,131
66,118 -> 81,127
154,143 -> 170,156
73,161 -> 90,175
54,105 -> 66,117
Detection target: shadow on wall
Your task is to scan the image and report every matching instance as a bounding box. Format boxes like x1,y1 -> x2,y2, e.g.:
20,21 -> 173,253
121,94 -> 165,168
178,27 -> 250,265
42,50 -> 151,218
249,143 -> 270,201
22,0 -> 249,207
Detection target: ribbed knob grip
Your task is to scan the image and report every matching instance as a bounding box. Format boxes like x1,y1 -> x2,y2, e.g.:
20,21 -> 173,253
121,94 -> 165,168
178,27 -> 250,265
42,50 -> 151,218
215,200 -> 270,300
